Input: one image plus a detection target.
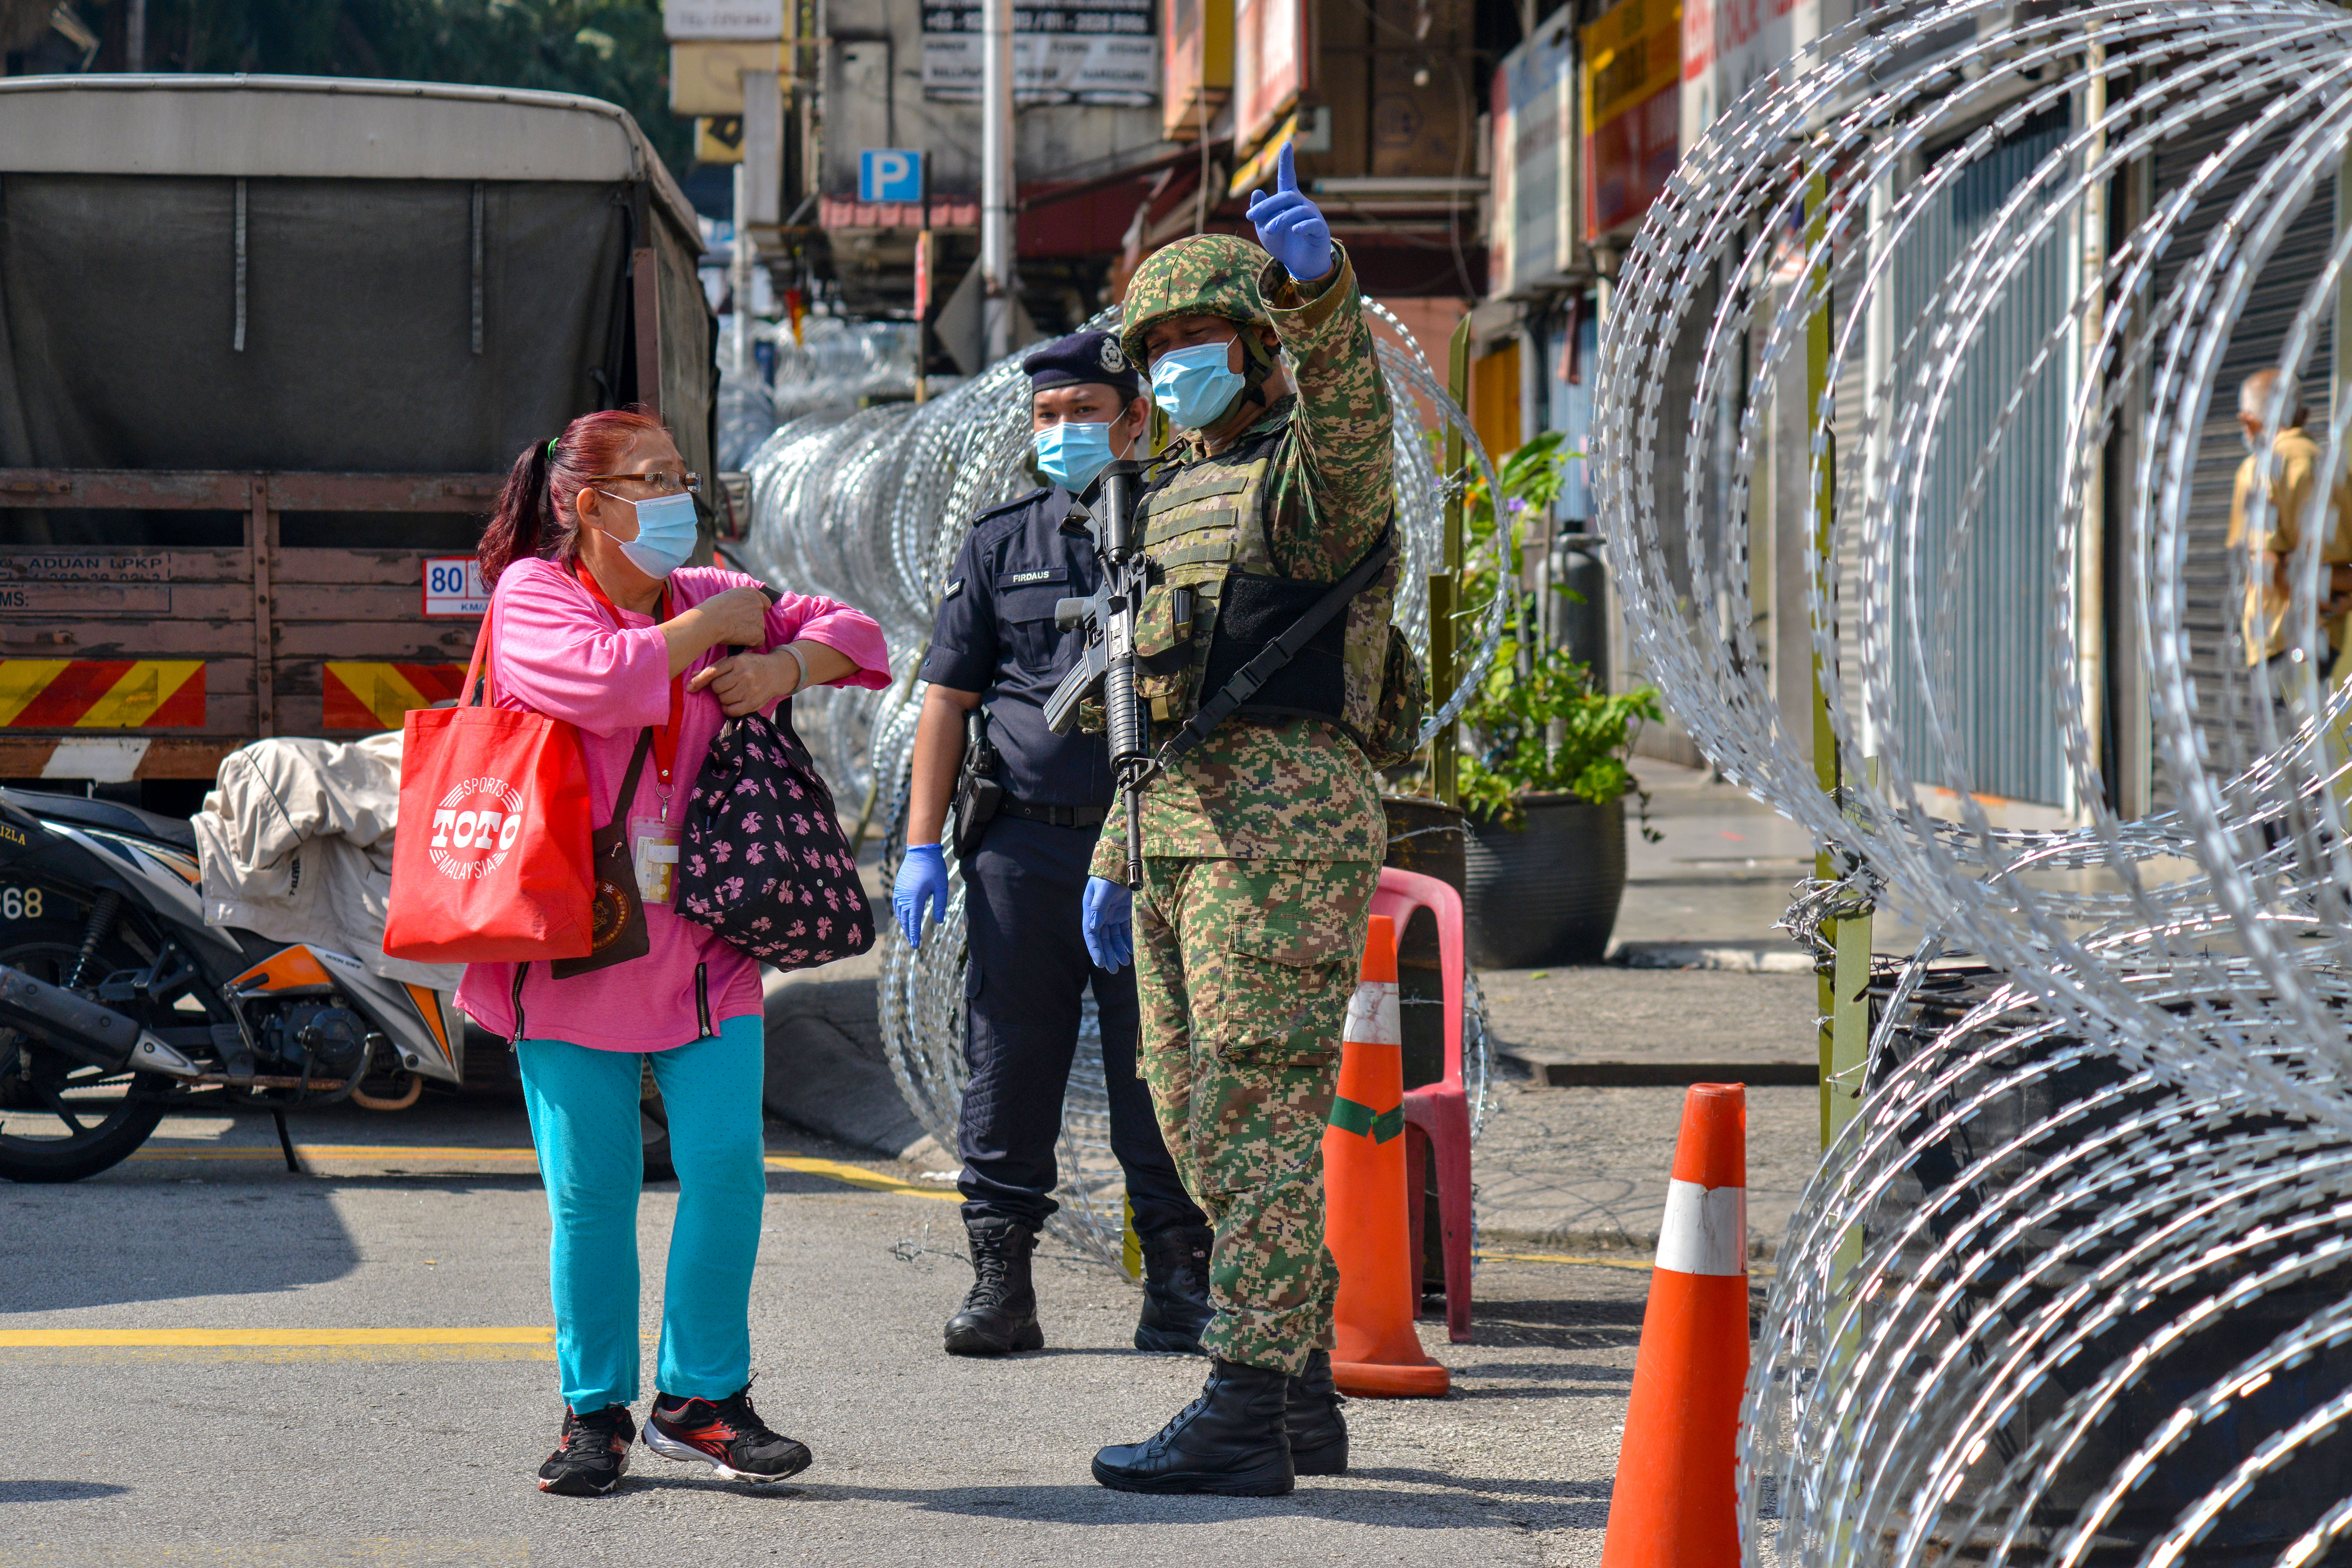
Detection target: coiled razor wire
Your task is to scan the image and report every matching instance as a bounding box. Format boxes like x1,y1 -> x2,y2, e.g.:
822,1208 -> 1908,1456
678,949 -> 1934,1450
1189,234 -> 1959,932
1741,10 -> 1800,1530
1598,1 -> 2352,1558
741,301 -> 1504,1268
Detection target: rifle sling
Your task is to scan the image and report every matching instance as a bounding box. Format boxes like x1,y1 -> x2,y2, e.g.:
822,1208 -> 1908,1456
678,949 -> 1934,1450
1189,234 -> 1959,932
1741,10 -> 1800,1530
1149,527 -> 1396,776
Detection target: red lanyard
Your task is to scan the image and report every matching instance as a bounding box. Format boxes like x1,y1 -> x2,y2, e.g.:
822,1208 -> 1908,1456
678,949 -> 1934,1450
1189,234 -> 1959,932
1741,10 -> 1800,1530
574,563 -> 684,791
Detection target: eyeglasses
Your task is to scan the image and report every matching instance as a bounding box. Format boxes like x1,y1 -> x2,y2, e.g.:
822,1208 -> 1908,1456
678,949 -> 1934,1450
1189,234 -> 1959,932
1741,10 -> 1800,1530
584,470 -> 702,495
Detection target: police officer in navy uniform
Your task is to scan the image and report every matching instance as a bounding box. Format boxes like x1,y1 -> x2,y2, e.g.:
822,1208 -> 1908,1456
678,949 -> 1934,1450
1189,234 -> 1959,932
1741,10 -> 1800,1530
892,329 -> 1213,1358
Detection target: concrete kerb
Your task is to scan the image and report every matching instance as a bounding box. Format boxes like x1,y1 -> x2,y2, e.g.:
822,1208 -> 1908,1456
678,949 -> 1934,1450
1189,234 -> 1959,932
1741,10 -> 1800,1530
1606,940 -> 1814,973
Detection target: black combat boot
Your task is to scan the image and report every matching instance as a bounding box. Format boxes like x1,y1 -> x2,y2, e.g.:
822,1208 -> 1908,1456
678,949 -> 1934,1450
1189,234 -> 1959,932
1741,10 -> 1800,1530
1133,1223 -> 1213,1354
1285,1348 -> 1348,1475
1090,1358 -> 1294,1496
944,1216 -> 1044,1355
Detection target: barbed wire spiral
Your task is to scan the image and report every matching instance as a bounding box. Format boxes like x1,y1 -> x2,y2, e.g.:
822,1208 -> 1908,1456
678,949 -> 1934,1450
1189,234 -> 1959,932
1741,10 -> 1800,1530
1597,1 -> 2352,1558
740,300 -> 1506,1268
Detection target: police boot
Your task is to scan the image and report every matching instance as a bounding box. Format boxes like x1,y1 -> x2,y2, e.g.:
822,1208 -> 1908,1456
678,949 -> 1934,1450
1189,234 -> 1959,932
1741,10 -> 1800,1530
1133,1223 -> 1213,1354
1090,1358 -> 1294,1496
1285,1348 -> 1348,1475
944,1217 -> 1044,1356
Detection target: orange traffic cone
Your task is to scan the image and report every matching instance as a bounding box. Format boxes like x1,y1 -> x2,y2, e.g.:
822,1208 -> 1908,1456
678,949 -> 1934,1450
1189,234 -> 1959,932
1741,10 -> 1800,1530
1600,1082 -> 1749,1568
1322,914 -> 1450,1399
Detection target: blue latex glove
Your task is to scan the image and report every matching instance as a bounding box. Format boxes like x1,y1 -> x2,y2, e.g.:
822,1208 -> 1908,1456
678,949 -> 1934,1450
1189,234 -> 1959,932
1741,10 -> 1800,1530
1245,143 -> 1333,284
1083,875 -> 1134,973
893,844 -> 949,948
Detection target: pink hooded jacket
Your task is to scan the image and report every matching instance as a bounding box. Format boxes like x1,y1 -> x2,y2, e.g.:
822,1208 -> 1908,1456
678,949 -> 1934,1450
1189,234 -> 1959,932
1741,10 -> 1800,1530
452,558 -> 890,1052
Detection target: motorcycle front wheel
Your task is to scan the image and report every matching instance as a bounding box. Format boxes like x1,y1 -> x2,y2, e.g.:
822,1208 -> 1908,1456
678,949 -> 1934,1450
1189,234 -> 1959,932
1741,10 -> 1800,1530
0,921 -> 173,1183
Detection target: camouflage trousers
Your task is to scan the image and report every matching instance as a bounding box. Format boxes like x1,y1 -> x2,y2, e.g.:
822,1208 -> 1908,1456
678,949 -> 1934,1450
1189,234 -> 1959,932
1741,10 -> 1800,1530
1131,854 -> 1379,1374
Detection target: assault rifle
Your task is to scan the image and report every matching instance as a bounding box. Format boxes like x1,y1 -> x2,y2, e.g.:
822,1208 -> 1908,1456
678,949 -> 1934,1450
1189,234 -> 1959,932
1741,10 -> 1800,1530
1041,459 -> 1153,889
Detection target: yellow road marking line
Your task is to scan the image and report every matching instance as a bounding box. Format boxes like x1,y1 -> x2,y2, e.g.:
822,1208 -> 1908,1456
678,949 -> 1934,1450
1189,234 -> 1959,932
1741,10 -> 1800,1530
128,1142 -> 961,1201
132,1146 -> 537,1161
1476,1248 -> 1655,1272
765,1154 -> 961,1201
1474,1247 -> 1777,1279
0,1327 -> 552,1347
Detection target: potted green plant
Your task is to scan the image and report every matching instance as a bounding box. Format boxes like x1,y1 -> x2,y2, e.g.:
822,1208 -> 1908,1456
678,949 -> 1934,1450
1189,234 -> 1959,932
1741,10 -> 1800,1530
1449,433 -> 1662,967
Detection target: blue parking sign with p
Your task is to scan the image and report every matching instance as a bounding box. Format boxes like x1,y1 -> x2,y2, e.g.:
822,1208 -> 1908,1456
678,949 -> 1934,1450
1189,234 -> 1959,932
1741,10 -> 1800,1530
860,149 -> 922,204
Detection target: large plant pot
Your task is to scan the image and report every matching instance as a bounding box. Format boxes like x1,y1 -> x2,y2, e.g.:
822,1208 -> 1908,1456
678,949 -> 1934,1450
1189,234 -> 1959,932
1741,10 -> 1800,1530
1463,793 -> 1627,968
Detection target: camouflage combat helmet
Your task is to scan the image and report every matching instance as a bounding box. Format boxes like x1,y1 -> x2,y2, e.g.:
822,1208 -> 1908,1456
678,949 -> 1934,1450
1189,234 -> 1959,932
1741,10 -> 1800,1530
1119,234 -> 1277,374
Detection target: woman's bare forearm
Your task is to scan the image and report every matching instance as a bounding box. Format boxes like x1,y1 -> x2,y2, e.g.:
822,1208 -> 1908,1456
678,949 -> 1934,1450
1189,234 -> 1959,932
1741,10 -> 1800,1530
659,607 -> 727,677
784,639 -> 859,690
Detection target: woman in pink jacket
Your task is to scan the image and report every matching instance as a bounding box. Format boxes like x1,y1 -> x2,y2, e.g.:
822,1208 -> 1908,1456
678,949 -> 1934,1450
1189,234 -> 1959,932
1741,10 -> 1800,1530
462,409 -> 889,1497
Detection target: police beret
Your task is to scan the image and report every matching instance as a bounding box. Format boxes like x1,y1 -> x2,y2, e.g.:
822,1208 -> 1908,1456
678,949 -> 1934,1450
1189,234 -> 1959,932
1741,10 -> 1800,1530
1023,329 -> 1140,402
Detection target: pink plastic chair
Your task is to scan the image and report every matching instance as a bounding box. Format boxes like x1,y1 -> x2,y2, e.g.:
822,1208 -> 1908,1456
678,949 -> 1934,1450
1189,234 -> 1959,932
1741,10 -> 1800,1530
1369,864 -> 1473,1343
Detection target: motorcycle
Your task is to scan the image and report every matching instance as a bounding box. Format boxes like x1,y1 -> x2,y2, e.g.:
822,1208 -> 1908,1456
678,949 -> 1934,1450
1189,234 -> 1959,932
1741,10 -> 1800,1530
0,785 -> 672,1183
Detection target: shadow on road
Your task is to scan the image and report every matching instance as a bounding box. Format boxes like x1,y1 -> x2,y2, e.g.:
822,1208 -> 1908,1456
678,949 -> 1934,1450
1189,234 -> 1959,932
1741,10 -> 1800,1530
0,1180 -> 362,1313
730,1477 -> 1618,1531
0,1480 -> 132,1502
1468,1295 -> 1647,1352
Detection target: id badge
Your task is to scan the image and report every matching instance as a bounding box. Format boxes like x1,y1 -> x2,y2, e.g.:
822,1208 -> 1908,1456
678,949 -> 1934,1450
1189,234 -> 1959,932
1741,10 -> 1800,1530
631,815 -> 680,907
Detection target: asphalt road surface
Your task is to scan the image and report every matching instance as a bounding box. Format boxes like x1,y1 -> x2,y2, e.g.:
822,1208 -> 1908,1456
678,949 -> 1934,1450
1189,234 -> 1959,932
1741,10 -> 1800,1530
0,1109 -> 1659,1568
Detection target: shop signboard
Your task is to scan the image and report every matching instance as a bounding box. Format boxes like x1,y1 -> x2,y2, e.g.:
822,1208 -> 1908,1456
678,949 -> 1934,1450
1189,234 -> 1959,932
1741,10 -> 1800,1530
923,0 -> 1159,105
664,0 -> 784,38
669,40 -> 783,115
1679,0 -> 1850,147
1232,0 -> 1306,156
1581,0 -> 1680,240
1162,0 -> 1233,140
696,116 -> 746,162
1492,7 -> 1576,296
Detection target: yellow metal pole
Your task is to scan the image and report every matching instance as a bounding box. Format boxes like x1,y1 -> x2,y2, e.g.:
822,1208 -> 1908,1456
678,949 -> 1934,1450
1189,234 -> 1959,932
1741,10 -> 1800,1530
1807,171 -> 1843,1148
2331,138 -> 2352,730
1806,172 -> 1873,1148
1828,769 -> 1876,1142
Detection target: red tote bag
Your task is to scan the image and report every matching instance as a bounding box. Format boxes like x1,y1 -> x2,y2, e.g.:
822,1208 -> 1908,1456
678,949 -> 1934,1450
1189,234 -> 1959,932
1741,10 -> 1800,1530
383,602 -> 596,963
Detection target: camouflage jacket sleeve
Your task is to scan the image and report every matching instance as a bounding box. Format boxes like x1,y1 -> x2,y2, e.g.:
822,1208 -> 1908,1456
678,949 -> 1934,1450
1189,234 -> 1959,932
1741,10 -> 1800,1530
1088,812 -> 1126,882
1260,242 -> 1393,581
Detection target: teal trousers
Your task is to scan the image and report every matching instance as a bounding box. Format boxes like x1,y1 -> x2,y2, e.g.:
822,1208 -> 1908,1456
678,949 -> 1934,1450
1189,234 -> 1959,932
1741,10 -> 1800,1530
516,1016 -> 766,1412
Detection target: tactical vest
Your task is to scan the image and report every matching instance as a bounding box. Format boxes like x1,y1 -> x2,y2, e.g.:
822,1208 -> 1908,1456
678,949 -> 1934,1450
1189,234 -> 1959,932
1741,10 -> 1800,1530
1128,415 -> 1401,753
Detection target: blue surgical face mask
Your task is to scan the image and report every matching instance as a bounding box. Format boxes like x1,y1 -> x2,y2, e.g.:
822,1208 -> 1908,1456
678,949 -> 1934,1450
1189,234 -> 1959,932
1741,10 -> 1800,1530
593,489 -> 700,578
1033,420 -> 1117,492
1149,338 -> 1246,429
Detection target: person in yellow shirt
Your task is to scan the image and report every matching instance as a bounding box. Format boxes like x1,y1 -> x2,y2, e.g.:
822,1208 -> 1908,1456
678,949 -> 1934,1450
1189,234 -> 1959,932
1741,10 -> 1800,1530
2227,368 -> 2352,681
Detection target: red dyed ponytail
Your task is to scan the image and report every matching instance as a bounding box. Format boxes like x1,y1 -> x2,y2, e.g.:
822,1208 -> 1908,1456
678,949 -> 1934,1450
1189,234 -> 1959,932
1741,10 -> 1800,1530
478,407 -> 672,587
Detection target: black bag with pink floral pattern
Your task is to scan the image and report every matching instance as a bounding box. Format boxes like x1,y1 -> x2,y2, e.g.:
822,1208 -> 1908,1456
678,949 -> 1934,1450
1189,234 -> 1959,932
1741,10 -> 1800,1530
673,700 -> 875,970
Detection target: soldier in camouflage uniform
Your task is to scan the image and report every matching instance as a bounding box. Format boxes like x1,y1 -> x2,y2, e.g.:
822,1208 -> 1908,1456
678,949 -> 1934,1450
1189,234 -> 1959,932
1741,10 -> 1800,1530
1086,144 -> 1422,1497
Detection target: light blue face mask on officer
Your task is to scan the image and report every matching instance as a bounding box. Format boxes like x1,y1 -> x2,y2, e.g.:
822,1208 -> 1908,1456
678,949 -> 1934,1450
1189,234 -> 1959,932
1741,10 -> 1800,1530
1149,338 -> 1247,429
594,490 -> 700,578
1033,421 -> 1117,492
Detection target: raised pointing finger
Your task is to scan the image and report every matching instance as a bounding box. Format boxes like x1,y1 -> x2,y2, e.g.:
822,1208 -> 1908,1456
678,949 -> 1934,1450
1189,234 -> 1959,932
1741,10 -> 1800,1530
1277,140 -> 1297,193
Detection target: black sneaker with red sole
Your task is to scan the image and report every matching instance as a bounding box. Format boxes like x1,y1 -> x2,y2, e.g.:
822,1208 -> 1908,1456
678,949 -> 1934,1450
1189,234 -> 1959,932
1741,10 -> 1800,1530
537,1403 -> 635,1496
643,1382 -> 812,1484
